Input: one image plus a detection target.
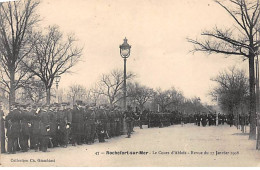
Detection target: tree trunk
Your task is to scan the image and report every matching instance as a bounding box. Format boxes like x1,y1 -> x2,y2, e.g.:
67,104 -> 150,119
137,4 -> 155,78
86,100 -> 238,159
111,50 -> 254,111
9,67 -> 16,109
257,115 -> 260,149
72,96 -> 75,106
110,99 -> 114,109
249,55 -> 256,140
140,105 -> 144,115
46,88 -> 51,105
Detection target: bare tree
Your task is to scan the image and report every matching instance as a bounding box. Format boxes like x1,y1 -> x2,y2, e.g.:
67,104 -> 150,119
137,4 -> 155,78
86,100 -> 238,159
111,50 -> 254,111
86,86 -> 101,106
188,0 -> 260,140
23,26 -> 83,104
168,87 -> 185,111
128,82 -> 154,114
0,0 -> 40,107
153,87 -> 186,112
210,67 -> 249,111
22,77 -> 46,104
67,84 -> 87,105
94,69 -> 135,108
153,88 -> 173,112
182,98 -> 202,115
210,67 -> 249,129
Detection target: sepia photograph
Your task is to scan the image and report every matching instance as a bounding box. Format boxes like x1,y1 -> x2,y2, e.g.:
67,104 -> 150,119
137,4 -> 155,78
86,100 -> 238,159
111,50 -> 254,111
0,0 -> 260,167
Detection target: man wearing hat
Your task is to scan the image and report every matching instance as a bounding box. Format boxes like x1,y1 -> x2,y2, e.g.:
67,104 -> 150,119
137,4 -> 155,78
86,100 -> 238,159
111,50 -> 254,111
65,103 -> 72,147
71,103 -> 84,145
84,106 -> 96,144
39,105 -> 51,152
125,105 -> 134,138
98,106 -> 109,139
5,103 -> 21,154
49,104 -> 58,148
19,105 -> 30,152
57,103 -> 70,147
27,104 -> 36,149
31,105 -> 41,151
83,106 -> 91,144
0,104 -> 6,153
109,108 -> 116,138
114,107 -> 121,136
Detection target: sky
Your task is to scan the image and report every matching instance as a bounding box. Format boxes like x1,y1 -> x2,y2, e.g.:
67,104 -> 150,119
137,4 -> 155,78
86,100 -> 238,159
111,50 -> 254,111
36,0 -> 249,105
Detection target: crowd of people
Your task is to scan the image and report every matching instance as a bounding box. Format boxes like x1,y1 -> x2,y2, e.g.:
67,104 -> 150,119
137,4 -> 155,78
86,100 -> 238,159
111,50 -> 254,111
0,101 -> 247,154
194,113 -> 225,127
0,102 -> 139,154
193,112 -> 249,128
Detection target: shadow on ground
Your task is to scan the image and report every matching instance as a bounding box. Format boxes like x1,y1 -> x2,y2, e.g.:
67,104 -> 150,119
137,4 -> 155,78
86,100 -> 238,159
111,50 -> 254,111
232,133 -> 249,136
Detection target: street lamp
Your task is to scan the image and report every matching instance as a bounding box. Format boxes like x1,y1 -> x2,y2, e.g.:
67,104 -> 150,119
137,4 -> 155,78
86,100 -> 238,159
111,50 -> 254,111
195,97 -> 201,115
119,37 -> 131,135
55,74 -> 61,103
119,37 -> 131,110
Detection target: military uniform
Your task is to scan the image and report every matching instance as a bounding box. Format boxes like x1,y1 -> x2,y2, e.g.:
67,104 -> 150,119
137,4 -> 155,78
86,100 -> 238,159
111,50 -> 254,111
28,108 -> 36,149
201,114 -> 208,127
114,110 -> 121,136
228,114 -> 234,127
239,114 -> 246,132
56,109 -> 64,147
84,108 -> 96,144
31,109 -> 41,151
139,112 -> 145,129
20,109 -> 30,152
66,108 -> 72,146
109,110 -> 116,137
96,120 -> 105,143
39,109 -> 50,152
105,110 -> 111,138
83,109 -> 90,144
71,106 -> 84,145
97,108 -> 109,139
49,109 -> 58,147
0,109 -> 6,153
125,109 -> 133,138
5,108 -> 21,154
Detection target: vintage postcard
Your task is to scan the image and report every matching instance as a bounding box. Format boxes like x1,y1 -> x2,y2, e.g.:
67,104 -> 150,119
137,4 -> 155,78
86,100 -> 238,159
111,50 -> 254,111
0,0 -> 260,167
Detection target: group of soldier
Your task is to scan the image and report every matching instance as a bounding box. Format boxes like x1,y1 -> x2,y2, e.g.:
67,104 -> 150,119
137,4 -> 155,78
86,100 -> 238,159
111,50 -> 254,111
147,112 -> 173,128
0,102 -> 142,154
1,101 -> 245,154
194,112 -> 250,127
1,103 -> 73,154
194,113 -> 226,127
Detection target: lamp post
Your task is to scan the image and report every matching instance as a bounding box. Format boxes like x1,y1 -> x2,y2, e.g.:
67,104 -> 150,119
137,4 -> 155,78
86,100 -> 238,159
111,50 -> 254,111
120,37 -> 131,110
55,74 -> 61,103
119,37 -> 131,135
197,97 -> 201,115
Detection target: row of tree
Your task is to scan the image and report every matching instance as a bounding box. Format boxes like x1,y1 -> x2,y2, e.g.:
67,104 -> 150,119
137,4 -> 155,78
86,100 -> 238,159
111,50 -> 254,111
55,69 -> 207,117
0,0 -> 205,116
188,0 -> 260,148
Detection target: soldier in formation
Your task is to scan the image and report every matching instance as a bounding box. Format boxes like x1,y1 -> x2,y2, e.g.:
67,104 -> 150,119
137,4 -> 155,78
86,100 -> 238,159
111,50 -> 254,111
5,104 -> 21,154
19,105 -> 30,152
71,103 -> 84,145
57,103 -> 72,147
147,112 -> 173,128
2,101 -> 187,154
0,104 -> 6,153
125,106 -> 134,138
84,106 -> 96,144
